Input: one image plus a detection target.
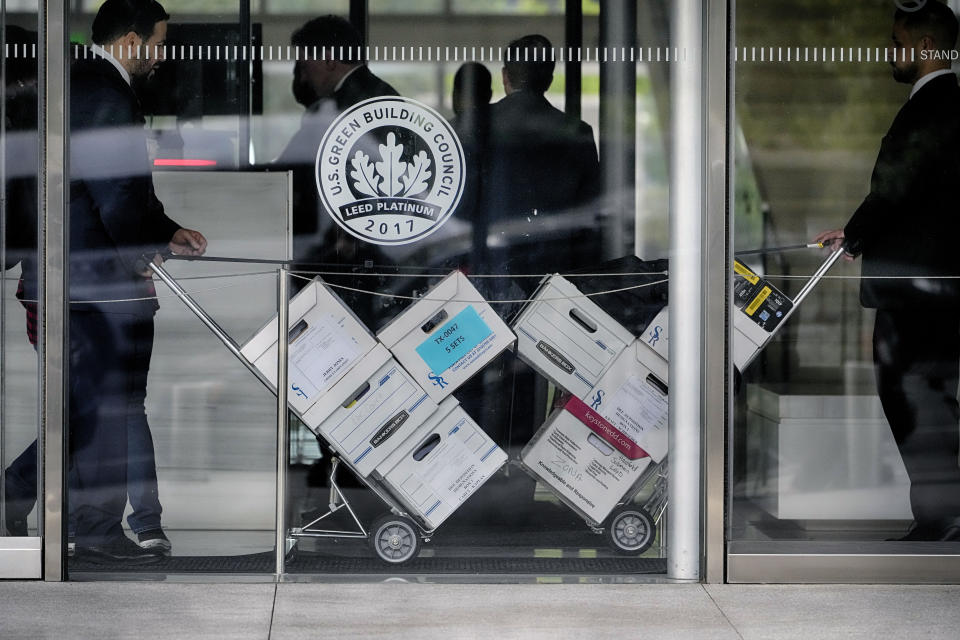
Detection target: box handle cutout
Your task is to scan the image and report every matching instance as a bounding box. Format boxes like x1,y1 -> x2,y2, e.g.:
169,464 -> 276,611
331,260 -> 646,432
646,374 -> 668,396
568,308 -> 597,333
420,309 -> 449,334
342,381 -> 371,408
288,319 -> 308,344
587,433 -> 614,456
412,433 -> 441,461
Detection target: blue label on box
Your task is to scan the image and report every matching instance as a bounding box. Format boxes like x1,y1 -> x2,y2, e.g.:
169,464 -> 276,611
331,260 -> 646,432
415,306 -> 492,376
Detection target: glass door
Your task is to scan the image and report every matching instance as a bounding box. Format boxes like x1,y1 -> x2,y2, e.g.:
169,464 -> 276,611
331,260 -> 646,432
728,0 -> 960,582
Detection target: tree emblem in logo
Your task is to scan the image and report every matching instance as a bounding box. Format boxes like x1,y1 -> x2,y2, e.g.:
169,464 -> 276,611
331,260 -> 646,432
351,133 -> 432,199
315,97 -> 465,246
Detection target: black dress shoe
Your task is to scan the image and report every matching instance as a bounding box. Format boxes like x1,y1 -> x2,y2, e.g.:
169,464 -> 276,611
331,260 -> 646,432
887,521 -> 938,541
937,518 -> 960,542
75,535 -> 163,565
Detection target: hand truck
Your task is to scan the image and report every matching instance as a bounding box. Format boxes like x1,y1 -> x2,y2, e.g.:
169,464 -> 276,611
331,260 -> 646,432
149,262 -> 434,565
521,248 -> 845,556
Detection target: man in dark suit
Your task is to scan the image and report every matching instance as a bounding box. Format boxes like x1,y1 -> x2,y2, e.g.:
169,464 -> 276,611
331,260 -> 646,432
816,1 -> 960,542
457,36 -> 603,451
485,34 -> 600,224
480,34 -> 601,289
276,15 -> 398,249
3,0 -> 207,562
275,15 -> 400,329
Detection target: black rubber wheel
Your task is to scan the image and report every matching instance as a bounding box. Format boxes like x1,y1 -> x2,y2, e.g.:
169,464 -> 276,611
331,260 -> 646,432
606,506 -> 656,555
369,514 -> 420,565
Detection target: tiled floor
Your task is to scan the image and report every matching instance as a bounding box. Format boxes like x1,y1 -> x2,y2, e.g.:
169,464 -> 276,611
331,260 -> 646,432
2,581 -> 959,639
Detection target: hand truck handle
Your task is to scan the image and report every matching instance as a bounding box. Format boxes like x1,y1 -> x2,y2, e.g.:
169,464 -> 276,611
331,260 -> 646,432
790,246 -> 845,309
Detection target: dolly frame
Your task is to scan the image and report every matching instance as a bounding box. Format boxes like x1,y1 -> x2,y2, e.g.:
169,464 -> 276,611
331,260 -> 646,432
518,248 -> 844,555
149,261 -> 435,565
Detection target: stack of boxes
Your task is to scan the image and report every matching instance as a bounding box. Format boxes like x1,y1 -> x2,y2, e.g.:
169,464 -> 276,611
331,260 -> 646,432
513,274 -> 669,526
240,272 -> 513,533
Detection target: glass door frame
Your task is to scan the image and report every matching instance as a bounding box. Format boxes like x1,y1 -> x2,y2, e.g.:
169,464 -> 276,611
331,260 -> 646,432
38,0 -> 68,582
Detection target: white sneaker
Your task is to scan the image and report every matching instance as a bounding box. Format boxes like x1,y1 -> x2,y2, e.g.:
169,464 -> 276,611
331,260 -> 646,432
136,529 -> 172,555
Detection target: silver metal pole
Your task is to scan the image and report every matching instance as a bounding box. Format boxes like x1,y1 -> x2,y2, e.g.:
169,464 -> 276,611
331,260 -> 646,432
668,0 -> 704,581
275,268 -> 289,577
599,0 -> 637,259
40,0 -> 68,581
789,248 -> 844,310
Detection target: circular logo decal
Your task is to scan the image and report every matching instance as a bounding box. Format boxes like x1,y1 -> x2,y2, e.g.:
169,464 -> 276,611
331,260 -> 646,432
894,0 -> 927,12
315,96 -> 465,246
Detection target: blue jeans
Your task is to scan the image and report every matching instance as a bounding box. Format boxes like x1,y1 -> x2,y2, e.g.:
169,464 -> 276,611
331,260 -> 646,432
3,310 -> 162,541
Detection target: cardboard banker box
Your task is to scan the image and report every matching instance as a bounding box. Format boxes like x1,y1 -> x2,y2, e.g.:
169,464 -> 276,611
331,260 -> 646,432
375,397 -> 508,530
239,277 -> 377,416
303,344 -> 439,477
513,274 -> 635,399
377,271 -> 516,402
521,341 -> 668,524
587,339 -> 669,463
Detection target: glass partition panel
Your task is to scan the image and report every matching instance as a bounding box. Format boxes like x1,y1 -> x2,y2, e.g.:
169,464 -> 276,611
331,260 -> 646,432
64,0 -> 282,576
59,0 -> 691,579
1,1 -> 42,579
266,2 -> 674,576
731,0 -> 960,555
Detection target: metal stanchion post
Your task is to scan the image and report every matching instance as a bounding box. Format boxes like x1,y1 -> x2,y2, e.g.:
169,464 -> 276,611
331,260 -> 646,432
275,268 -> 289,577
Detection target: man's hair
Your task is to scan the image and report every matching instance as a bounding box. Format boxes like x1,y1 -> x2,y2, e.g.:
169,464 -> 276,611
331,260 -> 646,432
896,1 -> 959,53
291,15 -> 364,64
91,0 -> 169,45
504,34 -> 554,94
453,62 -> 492,114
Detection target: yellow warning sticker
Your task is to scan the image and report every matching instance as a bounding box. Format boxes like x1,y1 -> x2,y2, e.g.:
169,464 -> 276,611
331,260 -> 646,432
734,260 -> 760,284
745,286 -> 771,316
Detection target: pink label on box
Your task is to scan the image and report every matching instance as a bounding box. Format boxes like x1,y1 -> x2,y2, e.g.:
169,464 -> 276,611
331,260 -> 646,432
564,396 -> 650,461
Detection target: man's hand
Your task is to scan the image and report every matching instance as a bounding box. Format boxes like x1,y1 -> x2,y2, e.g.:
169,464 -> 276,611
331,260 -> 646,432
814,229 -> 856,262
168,228 -> 208,257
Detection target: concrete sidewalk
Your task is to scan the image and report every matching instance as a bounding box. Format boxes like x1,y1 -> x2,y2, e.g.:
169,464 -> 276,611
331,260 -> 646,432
2,581 -> 959,639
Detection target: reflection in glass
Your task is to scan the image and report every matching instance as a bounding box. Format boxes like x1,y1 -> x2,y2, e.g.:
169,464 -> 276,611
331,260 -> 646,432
2,22 -> 40,540
51,0 -> 677,577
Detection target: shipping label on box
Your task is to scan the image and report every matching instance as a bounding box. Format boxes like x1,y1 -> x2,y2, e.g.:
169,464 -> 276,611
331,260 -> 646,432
377,271 -> 516,402
375,397 -> 507,530
521,396 -> 652,525
239,278 -> 377,415
513,275 -> 635,399
733,260 -> 792,333
303,344 -> 438,477
587,340 -> 669,463
732,260 -> 795,370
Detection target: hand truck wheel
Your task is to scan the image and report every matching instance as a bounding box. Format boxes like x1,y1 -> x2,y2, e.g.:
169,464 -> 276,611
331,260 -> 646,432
606,505 -> 656,555
369,514 -> 420,565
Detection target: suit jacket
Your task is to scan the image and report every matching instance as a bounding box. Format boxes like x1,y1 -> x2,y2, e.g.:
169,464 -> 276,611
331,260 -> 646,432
473,90 -> 601,299
481,90 -> 601,224
844,73 -> 960,309
68,57 -> 180,315
332,65 -> 398,112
